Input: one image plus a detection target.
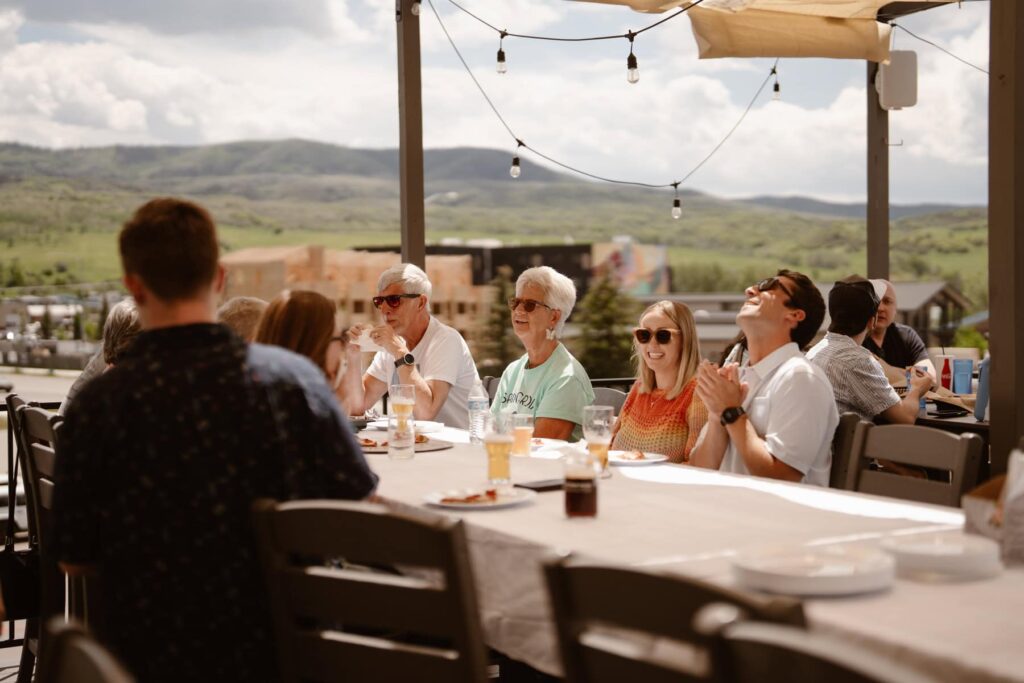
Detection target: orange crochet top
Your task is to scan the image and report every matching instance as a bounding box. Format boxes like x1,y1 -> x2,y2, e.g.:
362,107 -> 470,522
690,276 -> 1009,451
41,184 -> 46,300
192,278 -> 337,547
610,378 -> 708,463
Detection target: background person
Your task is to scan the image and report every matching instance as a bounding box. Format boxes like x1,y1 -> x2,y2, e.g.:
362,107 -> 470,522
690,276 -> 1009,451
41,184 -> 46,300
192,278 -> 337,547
59,298 -> 141,415
491,266 -> 594,441
217,295 -> 268,342
864,279 -> 936,380
691,270 -> 837,485
345,263 -> 478,428
611,301 -> 708,463
254,290 -> 349,401
53,198 -> 377,683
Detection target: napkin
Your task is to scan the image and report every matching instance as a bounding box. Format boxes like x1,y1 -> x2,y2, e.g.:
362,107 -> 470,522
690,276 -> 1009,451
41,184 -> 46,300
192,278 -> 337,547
356,330 -> 387,353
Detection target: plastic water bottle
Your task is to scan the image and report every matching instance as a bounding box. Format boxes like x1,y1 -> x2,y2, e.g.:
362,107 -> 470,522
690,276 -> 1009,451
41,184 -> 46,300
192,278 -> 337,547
467,379 -> 490,444
975,356 -> 990,421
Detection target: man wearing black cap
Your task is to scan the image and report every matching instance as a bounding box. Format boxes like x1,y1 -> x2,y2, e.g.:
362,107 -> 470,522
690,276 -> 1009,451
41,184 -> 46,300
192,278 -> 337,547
807,275 -> 932,423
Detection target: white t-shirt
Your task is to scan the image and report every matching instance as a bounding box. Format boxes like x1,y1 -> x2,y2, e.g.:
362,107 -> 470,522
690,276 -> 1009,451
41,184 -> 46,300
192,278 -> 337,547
367,317 -> 479,430
718,342 -> 838,486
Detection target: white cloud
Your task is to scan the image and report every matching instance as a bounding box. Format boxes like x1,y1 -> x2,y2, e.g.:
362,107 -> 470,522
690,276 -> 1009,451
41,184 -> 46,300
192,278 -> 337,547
0,8 -> 20,53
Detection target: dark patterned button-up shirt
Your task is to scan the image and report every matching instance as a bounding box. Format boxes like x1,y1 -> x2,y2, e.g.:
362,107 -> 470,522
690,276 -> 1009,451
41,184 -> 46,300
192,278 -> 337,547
54,323 -> 377,682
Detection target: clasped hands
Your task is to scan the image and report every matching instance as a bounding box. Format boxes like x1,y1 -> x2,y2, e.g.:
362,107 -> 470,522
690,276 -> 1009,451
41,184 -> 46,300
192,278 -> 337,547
695,360 -> 749,420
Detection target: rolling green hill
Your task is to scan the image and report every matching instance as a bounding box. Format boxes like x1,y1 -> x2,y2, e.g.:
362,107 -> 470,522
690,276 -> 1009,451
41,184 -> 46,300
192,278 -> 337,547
0,140 -> 988,309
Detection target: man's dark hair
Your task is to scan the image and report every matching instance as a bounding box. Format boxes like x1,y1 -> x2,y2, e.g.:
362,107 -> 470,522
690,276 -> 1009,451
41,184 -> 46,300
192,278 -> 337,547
777,269 -> 826,350
827,275 -> 880,337
119,198 -> 219,301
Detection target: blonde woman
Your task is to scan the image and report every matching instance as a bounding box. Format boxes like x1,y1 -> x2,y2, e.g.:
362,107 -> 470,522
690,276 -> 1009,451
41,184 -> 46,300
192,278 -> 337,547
611,300 -> 708,462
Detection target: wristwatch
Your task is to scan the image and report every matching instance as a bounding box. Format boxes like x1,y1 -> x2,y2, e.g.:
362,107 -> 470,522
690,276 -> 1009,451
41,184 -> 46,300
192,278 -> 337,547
394,353 -> 415,369
720,406 -> 746,426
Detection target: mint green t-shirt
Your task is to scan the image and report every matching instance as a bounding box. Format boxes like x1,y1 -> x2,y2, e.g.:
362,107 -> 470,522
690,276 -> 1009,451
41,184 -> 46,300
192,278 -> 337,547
491,343 -> 595,441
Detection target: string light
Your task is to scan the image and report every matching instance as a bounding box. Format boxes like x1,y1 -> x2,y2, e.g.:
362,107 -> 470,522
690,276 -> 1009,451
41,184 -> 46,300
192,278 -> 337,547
510,140 -> 523,178
771,66 -> 781,101
425,0 -> 778,219
497,30 -> 507,74
410,2 -> 421,16
891,23 -> 989,76
626,32 -> 639,84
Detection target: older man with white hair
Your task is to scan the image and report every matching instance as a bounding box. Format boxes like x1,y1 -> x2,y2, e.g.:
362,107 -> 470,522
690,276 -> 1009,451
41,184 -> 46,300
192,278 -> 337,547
346,263 -> 479,429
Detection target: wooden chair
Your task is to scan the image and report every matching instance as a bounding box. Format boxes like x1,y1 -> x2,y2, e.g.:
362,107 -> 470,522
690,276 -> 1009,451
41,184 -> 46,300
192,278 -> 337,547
543,556 -> 805,683
592,387 -> 627,416
251,499 -> 489,683
17,405 -> 67,673
853,423 -> 982,507
36,619 -> 133,683
829,413 -> 867,491
694,602 -> 937,683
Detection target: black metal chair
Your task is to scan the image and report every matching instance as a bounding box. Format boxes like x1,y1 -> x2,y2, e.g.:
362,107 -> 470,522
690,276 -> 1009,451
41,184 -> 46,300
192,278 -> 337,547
36,618 -> 133,683
252,499 -> 489,683
544,555 -> 805,683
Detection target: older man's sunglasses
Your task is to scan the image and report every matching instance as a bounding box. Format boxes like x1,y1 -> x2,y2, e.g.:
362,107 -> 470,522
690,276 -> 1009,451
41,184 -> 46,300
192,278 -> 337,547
633,328 -> 680,344
508,297 -> 553,313
372,293 -> 421,309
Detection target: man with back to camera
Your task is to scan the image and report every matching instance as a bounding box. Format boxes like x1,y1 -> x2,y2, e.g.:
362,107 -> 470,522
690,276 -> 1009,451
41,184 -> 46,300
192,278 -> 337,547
53,198 -> 377,682
863,279 -> 936,380
808,276 -> 933,424
691,269 -> 838,486
344,263 -> 479,429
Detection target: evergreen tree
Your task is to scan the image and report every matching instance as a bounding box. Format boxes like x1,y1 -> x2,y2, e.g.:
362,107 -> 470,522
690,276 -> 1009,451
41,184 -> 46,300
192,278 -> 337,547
574,274 -> 638,380
40,306 -> 53,339
98,296 -> 110,339
474,266 -> 520,378
73,311 -> 83,340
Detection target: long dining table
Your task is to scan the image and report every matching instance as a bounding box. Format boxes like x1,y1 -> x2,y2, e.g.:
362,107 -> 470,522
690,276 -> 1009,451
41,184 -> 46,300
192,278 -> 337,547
364,426 -> 1023,683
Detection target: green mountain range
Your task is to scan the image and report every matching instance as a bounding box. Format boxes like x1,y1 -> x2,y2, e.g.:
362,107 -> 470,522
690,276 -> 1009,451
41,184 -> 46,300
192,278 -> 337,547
0,139 -> 987,307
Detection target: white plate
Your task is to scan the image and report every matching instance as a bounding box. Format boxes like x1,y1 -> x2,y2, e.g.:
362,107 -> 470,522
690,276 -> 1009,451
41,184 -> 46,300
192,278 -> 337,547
608,450 -> 669,466
733,544 -> 894,596
531,438 -> 568,451
881,532 -> 1002,580
424,487 -> 537,511
366,419 -> 445,433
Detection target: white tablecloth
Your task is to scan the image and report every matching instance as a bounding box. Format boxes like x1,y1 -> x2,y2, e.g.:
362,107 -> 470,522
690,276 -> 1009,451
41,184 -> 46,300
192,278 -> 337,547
366,428 -> 1022,681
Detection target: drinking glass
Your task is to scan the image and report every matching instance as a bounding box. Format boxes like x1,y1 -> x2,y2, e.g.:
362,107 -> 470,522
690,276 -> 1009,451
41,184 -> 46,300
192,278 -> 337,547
564,448 -> 599,518
390,384 -> 415,430
387,414 -> 415,460
483,412 -> 513,486
512,413 -> 534,457
583,405 -> 614,476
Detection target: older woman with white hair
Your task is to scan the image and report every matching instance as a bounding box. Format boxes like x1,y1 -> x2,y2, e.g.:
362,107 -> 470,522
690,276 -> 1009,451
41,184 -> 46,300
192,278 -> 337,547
491,266 -> 595,441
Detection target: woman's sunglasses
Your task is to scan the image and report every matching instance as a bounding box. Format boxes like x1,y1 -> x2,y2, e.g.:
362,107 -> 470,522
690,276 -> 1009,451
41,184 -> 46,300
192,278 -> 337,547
508,297 -> 553,313
633,328 -> 680,344
372,293 -> 421,309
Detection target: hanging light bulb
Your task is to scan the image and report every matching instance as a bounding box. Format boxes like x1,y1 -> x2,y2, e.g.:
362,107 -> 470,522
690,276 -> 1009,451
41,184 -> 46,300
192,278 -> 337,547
772,81 -> 781,101
497,31 -> 508,75
410,2 -> 421,16
626,32 -> 639,84
671,198 -> 682,220
510,155 -> 521,178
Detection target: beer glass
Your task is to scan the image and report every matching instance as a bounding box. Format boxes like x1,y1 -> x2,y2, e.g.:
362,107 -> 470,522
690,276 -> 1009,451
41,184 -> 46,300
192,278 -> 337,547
387,414 -> 415,460
483,412 -> 513,485
390,383 -> 415,431
564,448 -> 599,517
582,405 -> 614,476
512,413 -> 534,456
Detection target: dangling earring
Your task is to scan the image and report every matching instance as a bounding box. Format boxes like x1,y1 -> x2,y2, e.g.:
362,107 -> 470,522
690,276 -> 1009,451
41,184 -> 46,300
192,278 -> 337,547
545,327 -> 556,341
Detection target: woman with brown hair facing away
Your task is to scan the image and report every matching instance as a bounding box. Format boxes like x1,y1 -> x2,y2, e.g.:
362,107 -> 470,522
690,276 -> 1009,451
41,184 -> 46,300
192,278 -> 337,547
610,300 -> 709,463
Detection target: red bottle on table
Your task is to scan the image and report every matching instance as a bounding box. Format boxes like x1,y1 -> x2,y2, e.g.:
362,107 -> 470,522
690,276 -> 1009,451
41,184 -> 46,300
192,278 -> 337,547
941,357 -> 952,390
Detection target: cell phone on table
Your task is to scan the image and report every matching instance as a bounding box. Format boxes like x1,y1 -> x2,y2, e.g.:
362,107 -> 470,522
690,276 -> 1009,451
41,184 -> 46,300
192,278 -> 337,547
514,478 -> 565,492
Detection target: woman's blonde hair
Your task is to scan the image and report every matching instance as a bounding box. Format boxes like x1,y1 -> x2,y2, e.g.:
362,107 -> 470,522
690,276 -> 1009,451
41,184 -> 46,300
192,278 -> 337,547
634,300 -> 702,400
255,290 -> 337,375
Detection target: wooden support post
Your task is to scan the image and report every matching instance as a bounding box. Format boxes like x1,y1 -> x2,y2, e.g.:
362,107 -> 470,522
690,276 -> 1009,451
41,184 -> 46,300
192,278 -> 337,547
866,60 -> 890,280
396,0 -> 426,267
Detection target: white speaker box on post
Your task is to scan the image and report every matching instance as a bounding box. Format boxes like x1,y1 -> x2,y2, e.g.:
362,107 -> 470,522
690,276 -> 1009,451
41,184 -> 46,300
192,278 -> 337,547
876,50 -> 918,110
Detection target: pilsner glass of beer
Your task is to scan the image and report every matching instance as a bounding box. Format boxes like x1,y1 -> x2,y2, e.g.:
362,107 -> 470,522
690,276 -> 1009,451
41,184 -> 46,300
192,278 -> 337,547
483,412 -> 513,485
564,448 -> 598,518
512,413 -> 534,456
391,383 -> 415,430
583,405 -> 614,476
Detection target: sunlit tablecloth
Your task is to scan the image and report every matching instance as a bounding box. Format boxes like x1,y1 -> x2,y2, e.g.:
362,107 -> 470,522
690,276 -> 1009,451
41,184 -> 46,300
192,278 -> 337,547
366,428 -> 1022,682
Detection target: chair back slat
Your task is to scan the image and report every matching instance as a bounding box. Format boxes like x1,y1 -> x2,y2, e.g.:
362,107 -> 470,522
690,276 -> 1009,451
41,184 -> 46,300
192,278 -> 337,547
544,559 -> 804,683
854,424 -> 982,507
578,645 -> 708,683
37,618 -> 134,683
279,566 -> 459,638
5,393 -> 39,540
253,499 -> 488,683
830,413 -> 865,490
592,387 -> 628,416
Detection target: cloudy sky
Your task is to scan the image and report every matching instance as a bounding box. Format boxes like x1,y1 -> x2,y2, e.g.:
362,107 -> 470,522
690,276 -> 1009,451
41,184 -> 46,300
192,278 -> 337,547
0,0 -> 989,203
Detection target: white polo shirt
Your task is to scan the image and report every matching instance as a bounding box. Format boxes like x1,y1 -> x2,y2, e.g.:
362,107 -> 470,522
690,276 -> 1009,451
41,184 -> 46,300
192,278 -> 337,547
367,316 -> 479,430
719,342 -> 838,486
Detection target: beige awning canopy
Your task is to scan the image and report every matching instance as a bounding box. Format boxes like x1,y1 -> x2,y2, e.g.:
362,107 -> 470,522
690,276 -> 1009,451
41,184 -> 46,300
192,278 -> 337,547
569,1 -> 951,61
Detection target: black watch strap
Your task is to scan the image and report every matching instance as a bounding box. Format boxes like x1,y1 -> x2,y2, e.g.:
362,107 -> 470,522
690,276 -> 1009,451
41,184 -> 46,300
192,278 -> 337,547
394,353 -> 415,369
720,406 -> 746,426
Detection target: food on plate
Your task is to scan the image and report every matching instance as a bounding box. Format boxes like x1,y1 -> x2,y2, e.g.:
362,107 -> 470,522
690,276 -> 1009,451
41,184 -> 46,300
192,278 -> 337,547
620,451 -> 646,461
440,489 -> 499,505
531,438 -> 545,447
359,437 -> 378,448
415,433 -> 430,444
